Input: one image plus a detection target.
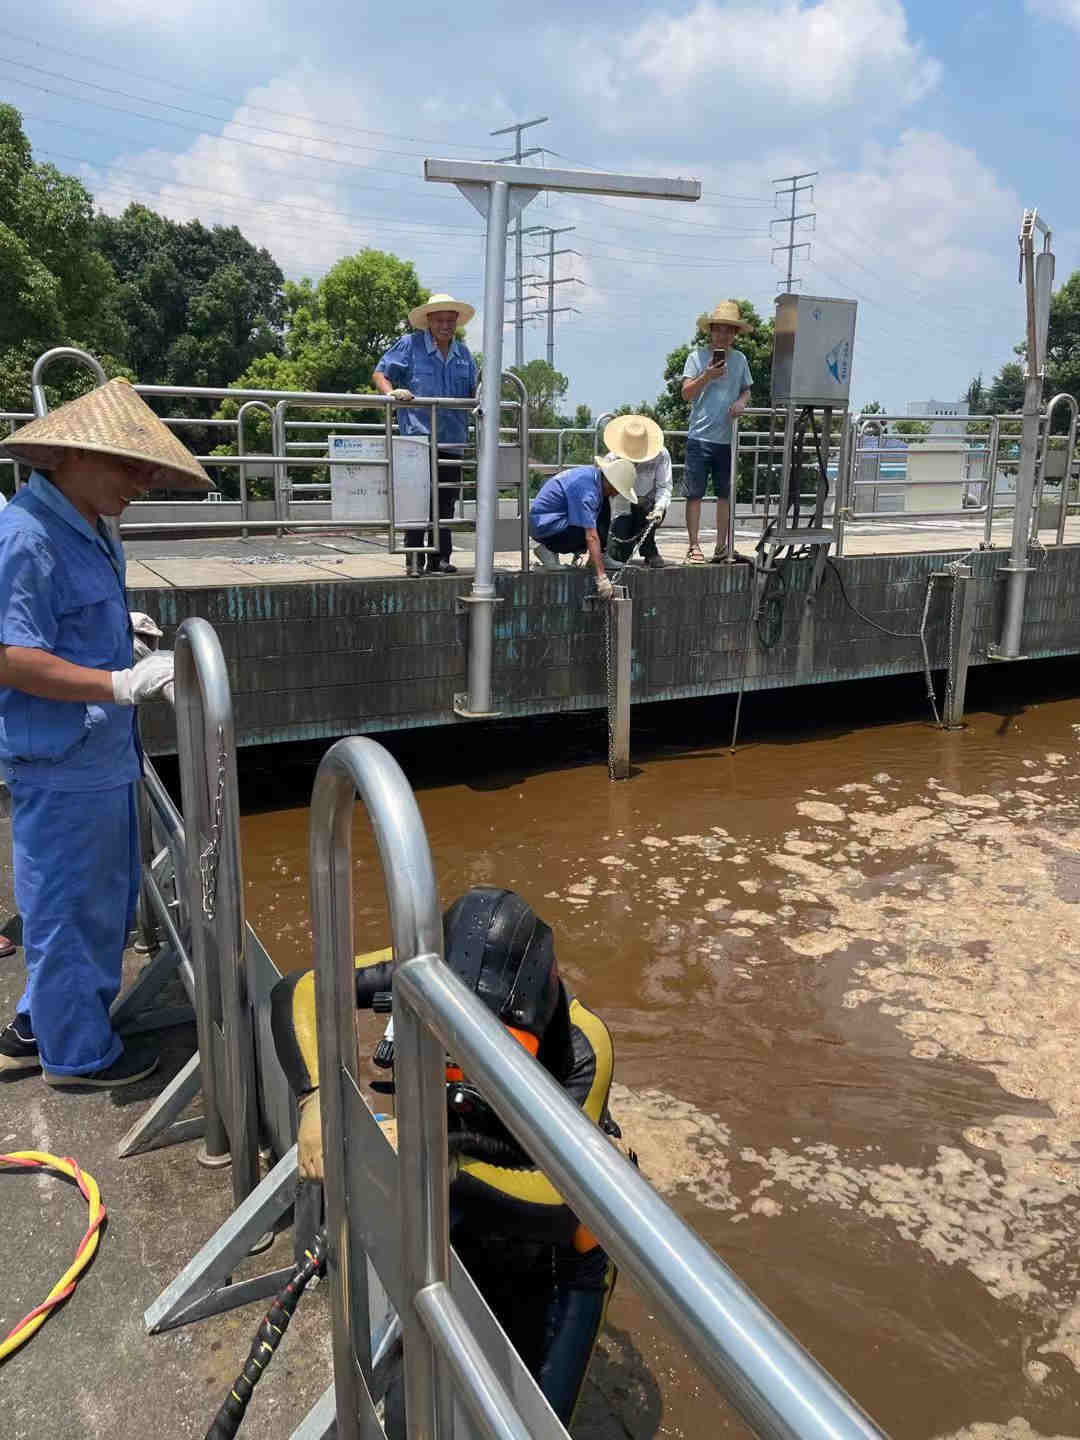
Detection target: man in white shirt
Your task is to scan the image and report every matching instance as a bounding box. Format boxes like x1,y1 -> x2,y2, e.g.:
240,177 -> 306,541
602,415 -> 672,569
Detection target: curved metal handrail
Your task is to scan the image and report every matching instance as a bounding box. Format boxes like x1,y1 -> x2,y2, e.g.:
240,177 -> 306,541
174,617 -> 259,1199
309,736 -> 444,1437
30,346 -> 107,418
235,399 -> 275,524
1036,393 -> 1079,545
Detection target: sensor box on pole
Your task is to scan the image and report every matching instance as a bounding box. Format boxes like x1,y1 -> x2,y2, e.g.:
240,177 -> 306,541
770,294 -> 857,408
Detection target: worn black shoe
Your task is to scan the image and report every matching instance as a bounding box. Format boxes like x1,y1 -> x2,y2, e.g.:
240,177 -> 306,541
0,1016 -> 40,1076
44,1038 -> 159,1090
427,559 -> 457,574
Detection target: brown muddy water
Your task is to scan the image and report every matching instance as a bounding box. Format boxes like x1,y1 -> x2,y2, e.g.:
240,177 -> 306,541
231,664 -> 1080,1440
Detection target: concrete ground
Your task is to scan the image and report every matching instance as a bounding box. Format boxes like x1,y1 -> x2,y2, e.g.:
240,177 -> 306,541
0,807 -> 337,1439
122,517 -> 1080,591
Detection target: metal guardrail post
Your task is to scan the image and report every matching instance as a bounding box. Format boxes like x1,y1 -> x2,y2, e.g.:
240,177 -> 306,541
497,370 -> 530,573
1039,393 -> 1079,545
236,399 -> 274,528
30,346 -> 107,418
982,417 -> 1002,548
272,401 -> 289,527
309,736 -> 446,1440
174,618 -> 260,1202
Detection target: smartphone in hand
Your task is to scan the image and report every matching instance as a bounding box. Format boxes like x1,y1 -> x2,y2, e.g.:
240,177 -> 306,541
712,347 -> 727,368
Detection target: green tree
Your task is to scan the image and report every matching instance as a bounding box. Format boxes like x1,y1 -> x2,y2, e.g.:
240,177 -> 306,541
986,362 -> 1026,415
860,400 -> 884,415
216,250 -> 429,497
94,204 -> 284,386
0,105 -> 127,411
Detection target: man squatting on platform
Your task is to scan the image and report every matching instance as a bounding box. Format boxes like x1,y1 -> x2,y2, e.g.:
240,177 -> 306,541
528,453 -> 639,599
373,292 -> 477,576
271,887 -> 622,1426
682,300 -> 753,565
601,414 -> 672,570
0,379 -> 210,1086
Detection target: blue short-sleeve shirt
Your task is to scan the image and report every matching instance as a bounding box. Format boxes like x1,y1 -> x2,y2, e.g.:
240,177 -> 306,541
0,472 -> 139,791
682,347 -> 753,444
529,465 -> 604,539
374,331 -> 477,446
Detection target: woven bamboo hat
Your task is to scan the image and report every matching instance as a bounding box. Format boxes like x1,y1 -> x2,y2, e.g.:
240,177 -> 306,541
697,300 -> 748,333
0,378 -> 211,491
603,414 -> 664,464
408,292 -> 475,330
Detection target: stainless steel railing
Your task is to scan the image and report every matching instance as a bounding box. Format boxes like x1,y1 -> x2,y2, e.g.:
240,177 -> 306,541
310,735 -> 889,1440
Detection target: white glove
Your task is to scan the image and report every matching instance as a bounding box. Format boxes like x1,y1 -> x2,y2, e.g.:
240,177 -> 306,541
297,1090 -> 324,1182
595,575 -> 614,600
646,506 -> 665,525
129,611 -> 162,662
388,387 -> 415,402
112,651 -> 175,706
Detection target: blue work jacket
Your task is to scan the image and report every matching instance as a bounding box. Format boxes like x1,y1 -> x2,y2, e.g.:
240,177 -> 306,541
374,331 -> 476,446
0,472 -> 139,791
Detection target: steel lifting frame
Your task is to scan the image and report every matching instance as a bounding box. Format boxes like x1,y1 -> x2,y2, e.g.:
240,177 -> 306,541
422,157 -> 700,719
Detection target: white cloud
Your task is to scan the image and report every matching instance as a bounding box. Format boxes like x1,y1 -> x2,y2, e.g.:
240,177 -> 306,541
85,69 -> 488,284
610,0 -> 941,111
1026,0 -> 1080,29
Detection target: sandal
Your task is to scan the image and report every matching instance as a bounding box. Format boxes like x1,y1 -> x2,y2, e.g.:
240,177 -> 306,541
685,545 -> 706,565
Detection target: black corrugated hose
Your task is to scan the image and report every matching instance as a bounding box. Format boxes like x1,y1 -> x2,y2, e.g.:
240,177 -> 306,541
204,1227 -> 327,1440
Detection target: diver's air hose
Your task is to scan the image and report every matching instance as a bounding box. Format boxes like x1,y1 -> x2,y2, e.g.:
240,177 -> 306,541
205,1227 -> 327,1440
0,1150 -> 106,1362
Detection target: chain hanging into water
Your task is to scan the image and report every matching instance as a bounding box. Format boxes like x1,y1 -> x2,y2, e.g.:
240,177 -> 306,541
199,725 -> 227,920
603,595 -> 618,779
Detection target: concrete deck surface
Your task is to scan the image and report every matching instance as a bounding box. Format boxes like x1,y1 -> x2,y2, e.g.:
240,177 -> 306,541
123,519 -> 1080,590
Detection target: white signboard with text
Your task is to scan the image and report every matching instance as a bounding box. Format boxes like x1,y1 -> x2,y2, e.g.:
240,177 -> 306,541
328,434 -> 431,526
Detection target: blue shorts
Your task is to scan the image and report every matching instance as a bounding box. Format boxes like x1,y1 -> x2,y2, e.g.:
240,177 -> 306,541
684,438 -> 732,501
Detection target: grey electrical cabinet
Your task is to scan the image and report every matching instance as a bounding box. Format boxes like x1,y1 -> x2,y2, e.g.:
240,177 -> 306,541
770,294 -> 857,408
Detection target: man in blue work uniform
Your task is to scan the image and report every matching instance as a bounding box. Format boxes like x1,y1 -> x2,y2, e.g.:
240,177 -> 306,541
681,300 -> 753,565
529,454 -> 639,600
373,293 -> 477,575
0,378 -> 210,1086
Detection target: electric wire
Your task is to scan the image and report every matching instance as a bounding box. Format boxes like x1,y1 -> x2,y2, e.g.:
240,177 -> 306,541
0,1150 -> 106,1361
0,56 -> 494,164
205,1228 -> 327,1439
0,26 -> 501,152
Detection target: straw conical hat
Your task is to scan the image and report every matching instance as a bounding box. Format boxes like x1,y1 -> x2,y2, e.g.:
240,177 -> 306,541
0,378 -> 210,491
603,414 -> 664,464
696,300 -> 748,333
408,292 -> 475,330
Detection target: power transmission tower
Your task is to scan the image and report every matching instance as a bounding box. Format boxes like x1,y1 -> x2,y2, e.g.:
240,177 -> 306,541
490,116 -> 549,366
771,171 -> 817,291
525,225 -> 581,367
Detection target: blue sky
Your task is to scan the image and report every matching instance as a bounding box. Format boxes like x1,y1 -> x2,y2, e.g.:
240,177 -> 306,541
3,1 -> 1078,416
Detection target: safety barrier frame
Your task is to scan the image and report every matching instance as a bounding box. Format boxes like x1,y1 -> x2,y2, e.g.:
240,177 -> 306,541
310,735 -> 888,1440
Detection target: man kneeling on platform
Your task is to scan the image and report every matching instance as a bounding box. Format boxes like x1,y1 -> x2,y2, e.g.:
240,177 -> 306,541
271,887 -> 620,1427
529,453 -> 638,599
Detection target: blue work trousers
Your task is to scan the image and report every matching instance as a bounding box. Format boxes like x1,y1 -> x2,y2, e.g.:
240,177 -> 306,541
12,780 -> 139,1075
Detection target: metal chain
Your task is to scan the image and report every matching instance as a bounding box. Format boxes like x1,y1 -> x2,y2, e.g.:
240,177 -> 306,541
199,724 -> 227,921
604,597 -> 617,779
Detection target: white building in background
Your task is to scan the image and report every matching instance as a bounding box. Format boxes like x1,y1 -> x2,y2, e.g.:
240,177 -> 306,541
906,398 -> 969,436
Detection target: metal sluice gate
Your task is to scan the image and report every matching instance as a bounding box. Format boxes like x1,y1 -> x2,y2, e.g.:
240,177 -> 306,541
103,614 -> 892,1440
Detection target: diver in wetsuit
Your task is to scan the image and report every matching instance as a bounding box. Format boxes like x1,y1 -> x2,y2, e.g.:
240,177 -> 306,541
270,886 -> 618,1426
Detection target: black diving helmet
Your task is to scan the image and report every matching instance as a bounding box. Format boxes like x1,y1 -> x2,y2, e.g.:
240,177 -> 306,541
441,889 -> 571,1149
